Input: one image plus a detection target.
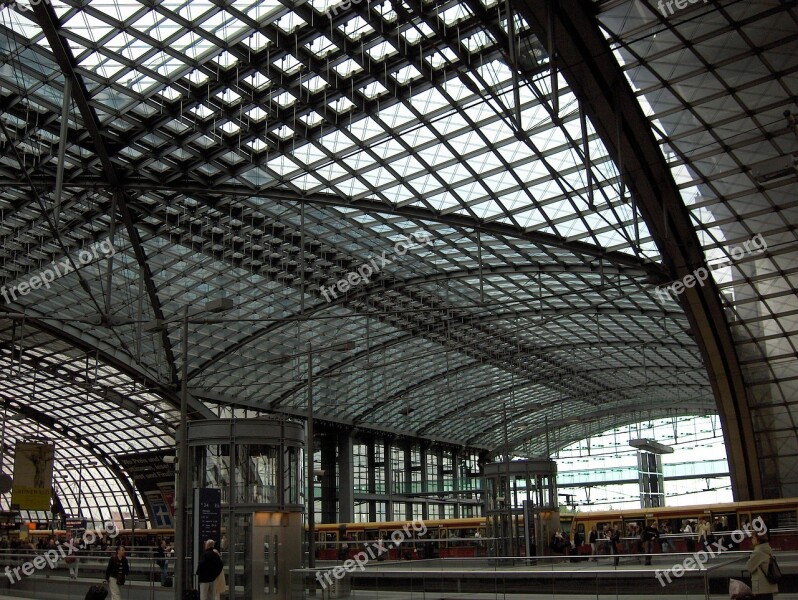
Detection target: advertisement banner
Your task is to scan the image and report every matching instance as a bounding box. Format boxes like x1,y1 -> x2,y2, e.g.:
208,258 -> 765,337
11,442 -> 55,511
116,450 -> 175,528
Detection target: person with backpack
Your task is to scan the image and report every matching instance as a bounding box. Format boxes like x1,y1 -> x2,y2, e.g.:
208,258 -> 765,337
745,532 -> 779,599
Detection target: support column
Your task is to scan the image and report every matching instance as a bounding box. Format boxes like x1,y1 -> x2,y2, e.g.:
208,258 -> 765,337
420,444 -> 429,521
338,431 -> 354,523
404,441 -> 413,520
384,439 -> 393,521
320,433 -> 337,524
367,438 -> 377,522
452,450 -> 461,519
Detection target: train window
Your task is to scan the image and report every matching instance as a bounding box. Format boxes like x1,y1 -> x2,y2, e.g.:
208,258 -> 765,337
754,511 -> 797,531
711,513 -> 738,532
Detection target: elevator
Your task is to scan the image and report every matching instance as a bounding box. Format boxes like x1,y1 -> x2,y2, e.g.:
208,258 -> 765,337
186,418 -> 304,600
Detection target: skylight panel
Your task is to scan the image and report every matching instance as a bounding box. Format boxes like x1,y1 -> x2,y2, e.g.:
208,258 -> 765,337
191,103 -> 215,119
204,12 -> 248,42
274,54 -> 303,75
272,91 -> 296,108
299,111 -> 324,127
329,96 -> 356,114
243,72 -> 270,90
424,46 -> 459,70
266,155 -> 297,176
409,88 -> 449,115
291,173 -> 322,191
275,12 -> 306,34
174,32 -> 219,61
273,125 -> 295,140
333,58 -> 362,78
306,35 -> 338,58
214,50 -> 239,69
391,64 -> 423,85
186,68 -> 210,85
399,21 -> 434,45
340,16 -> 375,41
438,3 -> 472,26
463,30 -> 494,53
359,81 -> 388,100
244,32 -> 270,51
301,75 -> 329,94
318,129 -> 355,153
220,121 -> 240,135
247,138 -> 269,152
217,88 -> 242,104
154,56 -> 187,79
348,116 -> 384,141
246,106 -> 268,121
366,41 -> 397,62
65,12 -> 113,43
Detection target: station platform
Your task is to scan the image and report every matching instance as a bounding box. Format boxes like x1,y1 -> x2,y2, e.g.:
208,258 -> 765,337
293,552 -> 798,599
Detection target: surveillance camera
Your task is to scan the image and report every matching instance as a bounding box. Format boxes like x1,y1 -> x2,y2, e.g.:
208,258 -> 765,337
313,469 -> 326,478
163,456 -> 177,464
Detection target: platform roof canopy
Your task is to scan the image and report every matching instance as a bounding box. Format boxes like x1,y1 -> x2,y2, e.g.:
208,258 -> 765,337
0,0 -> 794,518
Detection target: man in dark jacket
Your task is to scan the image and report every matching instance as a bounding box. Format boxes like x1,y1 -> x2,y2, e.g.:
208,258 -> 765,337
196,540 -> 224,600
642,521 -> 659,565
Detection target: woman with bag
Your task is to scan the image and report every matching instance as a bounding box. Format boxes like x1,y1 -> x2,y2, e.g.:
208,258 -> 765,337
745,533 -> 778,599
103,545 -> 130,600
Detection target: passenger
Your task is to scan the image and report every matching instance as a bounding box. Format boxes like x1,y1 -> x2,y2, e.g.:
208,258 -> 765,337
103,545 -> 130,600
745,533 -> 778,600
697,518 -> 712,551
196,539 -> 224,600
154,539 -> 171,586
589,526 -> 598,560
66,535 -> 80,579
610,527 -> 621,566
681,520 -> 695,553
642,521 -> 659,565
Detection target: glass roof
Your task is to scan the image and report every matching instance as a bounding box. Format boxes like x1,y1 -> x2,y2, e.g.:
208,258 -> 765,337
596,0 -> 797,495
0,0 -> 792,513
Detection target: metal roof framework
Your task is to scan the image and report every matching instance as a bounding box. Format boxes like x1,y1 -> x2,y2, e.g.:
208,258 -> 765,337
0,0 -> 792,517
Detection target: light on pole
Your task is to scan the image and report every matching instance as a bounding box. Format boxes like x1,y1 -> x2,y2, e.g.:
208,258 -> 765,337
145,298 -> 232,600
306,342 -> 314,569
304,340 -> 355,569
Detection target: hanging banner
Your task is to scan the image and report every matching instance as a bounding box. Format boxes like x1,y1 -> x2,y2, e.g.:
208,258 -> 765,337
116,450 -> 175,528
11,442 -> 55,510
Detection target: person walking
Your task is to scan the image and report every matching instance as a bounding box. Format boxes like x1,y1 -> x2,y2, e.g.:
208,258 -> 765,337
154,539 -> 171,586
746,533 -> 778,599
65,535 -> 80,579
589,526 -> 598,560
103,545 -> 130,600
196,539 -> 224,600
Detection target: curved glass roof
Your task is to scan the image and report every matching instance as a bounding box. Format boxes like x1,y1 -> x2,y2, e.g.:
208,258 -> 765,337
0,0 -> 793,516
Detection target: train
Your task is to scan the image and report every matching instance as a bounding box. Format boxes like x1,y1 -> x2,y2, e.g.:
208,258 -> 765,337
19,497 -> 798,559
313,497 -> 798,559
